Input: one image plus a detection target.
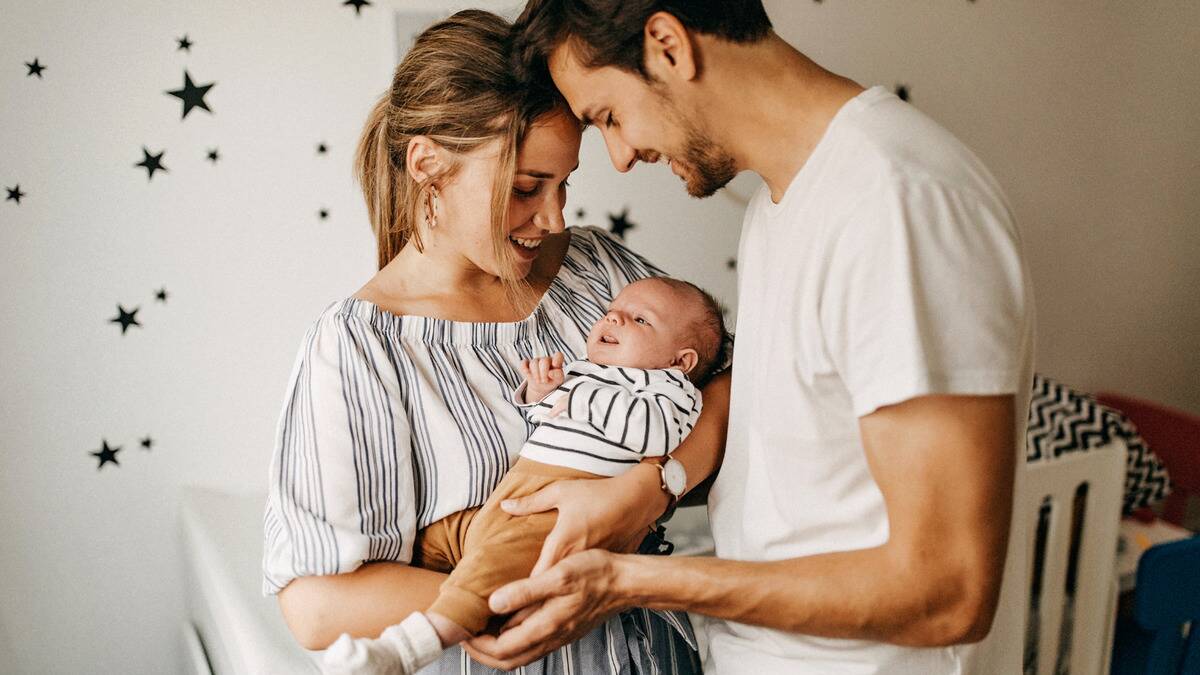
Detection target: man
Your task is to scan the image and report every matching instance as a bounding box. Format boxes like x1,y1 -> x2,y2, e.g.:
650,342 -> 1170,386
469,2 -> 1035,672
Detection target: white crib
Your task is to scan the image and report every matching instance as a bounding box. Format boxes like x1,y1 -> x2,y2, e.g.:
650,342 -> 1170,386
989,439 -> 1127,675
180,487 -> 321,674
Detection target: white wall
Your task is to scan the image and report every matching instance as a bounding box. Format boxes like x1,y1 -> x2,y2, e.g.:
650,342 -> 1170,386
759,1 -> 1200,414
1,1 -> 1197,673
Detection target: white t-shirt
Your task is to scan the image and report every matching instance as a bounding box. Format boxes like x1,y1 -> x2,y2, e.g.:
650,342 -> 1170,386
698,85 -> 1035,674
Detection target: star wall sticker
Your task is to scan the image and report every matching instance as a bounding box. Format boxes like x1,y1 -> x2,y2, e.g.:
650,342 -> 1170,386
316,142 -> 328,155
206,147 -> 220,163
176,34 -> 193,52
91,440 -> 121,470
165,70 -> 215,119
319,208 -> 330,220
895,84 -> 910,102
5,185 -> 24,204
134,147 -> 167,180
140,436 -> 154,451
155,287 -> 169,303
110,304 -> 141,334
607,207 -> 635,238
343,0 -> 372,15
25,58 -> 46,78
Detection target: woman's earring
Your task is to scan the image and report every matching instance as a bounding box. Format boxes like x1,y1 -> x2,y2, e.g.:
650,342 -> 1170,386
425,185 -> 440,229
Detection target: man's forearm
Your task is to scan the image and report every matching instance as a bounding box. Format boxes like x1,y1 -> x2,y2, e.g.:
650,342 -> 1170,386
612,542 -> 999,647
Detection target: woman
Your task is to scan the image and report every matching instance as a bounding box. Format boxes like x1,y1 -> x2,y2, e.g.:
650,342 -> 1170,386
262,10 -> 729,674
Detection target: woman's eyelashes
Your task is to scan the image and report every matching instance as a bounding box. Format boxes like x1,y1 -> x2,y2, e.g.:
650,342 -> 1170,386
512,178 -> 571,200
605,111 -> 616,129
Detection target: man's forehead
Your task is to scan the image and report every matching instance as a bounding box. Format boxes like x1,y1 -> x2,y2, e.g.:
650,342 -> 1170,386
548,43 -> 604,120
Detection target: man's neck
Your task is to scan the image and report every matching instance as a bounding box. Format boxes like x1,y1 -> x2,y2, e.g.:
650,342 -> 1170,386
695,33 -> 864,203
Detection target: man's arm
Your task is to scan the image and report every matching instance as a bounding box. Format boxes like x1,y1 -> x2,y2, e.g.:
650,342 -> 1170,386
473,394 -> 1015,667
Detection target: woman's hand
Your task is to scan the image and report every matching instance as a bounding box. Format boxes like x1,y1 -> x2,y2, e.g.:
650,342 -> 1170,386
499,461 -> 667,575
464,550 -> 629,670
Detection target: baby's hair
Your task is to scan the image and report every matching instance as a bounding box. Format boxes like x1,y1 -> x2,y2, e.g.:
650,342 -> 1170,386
652,277 -> 729,388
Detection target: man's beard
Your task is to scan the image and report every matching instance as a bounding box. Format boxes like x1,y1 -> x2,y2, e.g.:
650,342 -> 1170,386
663,97 -> 737,198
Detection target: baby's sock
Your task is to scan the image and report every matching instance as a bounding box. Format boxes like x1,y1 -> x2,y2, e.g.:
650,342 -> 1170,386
321,612 -> 443,675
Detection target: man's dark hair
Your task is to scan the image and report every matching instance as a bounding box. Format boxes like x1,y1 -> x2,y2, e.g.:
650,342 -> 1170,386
512,0 -> 772,85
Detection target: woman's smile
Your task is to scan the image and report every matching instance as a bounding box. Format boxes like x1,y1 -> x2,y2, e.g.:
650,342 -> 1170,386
509,233 -> 544,260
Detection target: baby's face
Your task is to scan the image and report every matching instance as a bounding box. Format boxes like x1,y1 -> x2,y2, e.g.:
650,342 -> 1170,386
586,278 -> 696,371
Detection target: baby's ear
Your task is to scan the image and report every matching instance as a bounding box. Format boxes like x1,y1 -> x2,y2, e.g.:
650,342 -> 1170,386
673,348 -> 698,374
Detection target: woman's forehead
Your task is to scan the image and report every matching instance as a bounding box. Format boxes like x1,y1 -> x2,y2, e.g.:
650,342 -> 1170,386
517,110 -> 582,174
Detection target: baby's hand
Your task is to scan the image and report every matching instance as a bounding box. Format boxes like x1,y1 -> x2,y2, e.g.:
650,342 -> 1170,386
520,352 -> 565,402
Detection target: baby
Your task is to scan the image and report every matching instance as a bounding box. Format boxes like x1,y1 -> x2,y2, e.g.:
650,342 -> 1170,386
322,277 -> 727,675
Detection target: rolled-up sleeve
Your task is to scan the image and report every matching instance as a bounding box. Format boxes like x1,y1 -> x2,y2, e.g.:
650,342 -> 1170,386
262,310 -> 417,595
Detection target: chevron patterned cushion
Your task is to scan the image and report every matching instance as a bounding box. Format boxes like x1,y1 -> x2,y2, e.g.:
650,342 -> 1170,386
1026,374 -> 1172,515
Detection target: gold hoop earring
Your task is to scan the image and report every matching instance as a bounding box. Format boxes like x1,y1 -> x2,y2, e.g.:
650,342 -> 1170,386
425,185 -> 441,229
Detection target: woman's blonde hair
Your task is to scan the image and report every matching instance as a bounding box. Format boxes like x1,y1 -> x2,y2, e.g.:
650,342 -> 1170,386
355,9 -> 565,299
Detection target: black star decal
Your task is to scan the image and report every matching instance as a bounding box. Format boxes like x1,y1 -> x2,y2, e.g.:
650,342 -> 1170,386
607,207 -> 635,238
141,436 -> 154,451
110,304 -> 141,334
6,185 -> 25,204
575,208 -> 586,219
91,440 -> 121,470
726,257 -> 737,270
155,287 -> 169,303
895,84 -> 910,102
25,58 -> 46,78
206,147 -> 220,163
134,147 -> 168,181
319,208 -> 330,220
165,70 -> 215,119
343,0 -> 372,15
176,34 -> 193,52
316,142 -> 328,155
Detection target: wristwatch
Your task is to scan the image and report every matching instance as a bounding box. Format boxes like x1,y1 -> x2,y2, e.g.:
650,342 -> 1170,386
653,456 -> 687,524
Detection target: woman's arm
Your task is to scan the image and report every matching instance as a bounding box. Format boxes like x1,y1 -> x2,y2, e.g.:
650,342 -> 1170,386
277,562 -> 448,650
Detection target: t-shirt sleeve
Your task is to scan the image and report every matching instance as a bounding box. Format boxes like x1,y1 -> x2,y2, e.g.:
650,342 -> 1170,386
262,309 -> 418,595
822,175 -> 1032,418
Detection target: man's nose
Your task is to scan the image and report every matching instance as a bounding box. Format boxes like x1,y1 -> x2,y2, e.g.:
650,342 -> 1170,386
602,130 -> 638,173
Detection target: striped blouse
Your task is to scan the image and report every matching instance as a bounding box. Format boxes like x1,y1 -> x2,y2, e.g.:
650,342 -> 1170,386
262,226 -> 702,674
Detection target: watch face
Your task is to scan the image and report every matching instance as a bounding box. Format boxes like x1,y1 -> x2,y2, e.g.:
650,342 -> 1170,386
663,459 -> 687,496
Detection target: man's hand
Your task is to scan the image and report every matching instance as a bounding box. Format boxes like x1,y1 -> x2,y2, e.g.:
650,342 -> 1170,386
464,550 -> 628,670
520,352 -> 565,402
